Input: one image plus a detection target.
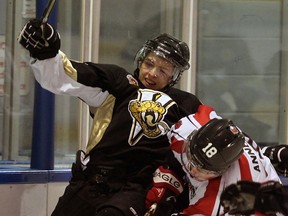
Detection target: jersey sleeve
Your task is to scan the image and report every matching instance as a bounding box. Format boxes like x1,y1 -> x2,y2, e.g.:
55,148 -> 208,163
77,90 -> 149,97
30,51 -> 109,107
241,136 -> 281,183
168,104 -> 221,152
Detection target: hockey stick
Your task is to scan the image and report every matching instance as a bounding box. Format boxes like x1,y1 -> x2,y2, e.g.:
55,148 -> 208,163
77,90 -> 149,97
40,0 -> 57,46
41,0 -> 57,24
144,203 -> 157,216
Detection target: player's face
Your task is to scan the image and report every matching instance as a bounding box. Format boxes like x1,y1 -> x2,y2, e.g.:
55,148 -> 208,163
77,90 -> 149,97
188,166 -> 219,181
139,52 -> 175,90
186,160 -> 220,181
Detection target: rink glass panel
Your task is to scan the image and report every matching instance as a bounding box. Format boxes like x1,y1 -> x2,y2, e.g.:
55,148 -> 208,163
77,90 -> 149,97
0,0 -> 286,167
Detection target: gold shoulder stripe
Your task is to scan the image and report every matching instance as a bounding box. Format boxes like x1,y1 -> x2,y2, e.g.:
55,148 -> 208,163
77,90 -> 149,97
86,94 -> 116,153
59,50 -> 77,81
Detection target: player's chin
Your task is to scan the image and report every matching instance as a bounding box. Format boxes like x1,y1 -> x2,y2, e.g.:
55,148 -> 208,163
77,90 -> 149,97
193,177 -> 207,182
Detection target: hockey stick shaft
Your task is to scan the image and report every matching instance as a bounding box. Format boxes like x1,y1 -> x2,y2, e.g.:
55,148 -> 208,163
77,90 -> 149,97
40,0 -> 57,47
41,0 -> 57,23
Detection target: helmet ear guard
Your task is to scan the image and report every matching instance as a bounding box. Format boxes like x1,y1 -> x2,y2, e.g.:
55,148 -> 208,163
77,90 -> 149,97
134,33 -> 190,87
186,118 -> 245,174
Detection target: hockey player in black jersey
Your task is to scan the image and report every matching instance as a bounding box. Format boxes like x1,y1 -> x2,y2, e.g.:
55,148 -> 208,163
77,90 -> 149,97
18,19 -> 202,216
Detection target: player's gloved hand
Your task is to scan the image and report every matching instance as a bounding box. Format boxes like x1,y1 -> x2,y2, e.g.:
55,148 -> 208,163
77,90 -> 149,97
18,19 -> 60,60
262,144 -> 288,177
146,192 -> 177,216
145,166 -> 184,216
170,213 -> 188,216
221,180 -> 287,216
220,180 -> 260,215
254,181 -> 288,215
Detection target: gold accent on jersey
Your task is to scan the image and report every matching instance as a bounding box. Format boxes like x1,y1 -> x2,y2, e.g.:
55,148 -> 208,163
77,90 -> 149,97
59,50 -> 77,81
128,89 -> 175,146
86,94 -> 115,153
130,100 -> 167,137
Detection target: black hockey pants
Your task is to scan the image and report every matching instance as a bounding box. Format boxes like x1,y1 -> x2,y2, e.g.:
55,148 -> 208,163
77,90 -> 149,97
51,153 -> 147,216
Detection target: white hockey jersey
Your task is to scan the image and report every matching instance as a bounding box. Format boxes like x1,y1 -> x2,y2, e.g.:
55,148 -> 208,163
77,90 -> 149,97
167,105 -> 281,216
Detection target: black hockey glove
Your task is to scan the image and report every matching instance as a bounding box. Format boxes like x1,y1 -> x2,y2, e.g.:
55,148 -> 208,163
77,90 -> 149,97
254,181 -> 288,215
262,144 -> 288,177
220,180 -> 287,216
18,19 -> 60,60
220,180 -> 260,215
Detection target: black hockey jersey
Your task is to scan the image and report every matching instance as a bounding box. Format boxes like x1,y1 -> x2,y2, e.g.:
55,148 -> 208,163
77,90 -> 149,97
30,52 -> 202,185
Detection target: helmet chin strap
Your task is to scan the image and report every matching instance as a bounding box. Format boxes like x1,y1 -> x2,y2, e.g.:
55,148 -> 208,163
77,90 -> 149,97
168,69 -> 182,88
172,70 -> 180,82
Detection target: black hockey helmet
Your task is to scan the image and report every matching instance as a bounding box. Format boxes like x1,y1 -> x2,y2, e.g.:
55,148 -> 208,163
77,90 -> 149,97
186,118 -> 245,174
135,33 -> 190,87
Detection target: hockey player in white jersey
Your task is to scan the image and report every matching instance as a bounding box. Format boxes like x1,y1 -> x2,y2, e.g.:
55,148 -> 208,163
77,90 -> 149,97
145,105 -> 281,216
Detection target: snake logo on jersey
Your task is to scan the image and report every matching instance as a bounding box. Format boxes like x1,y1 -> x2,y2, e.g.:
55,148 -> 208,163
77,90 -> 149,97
128,89 -> 175,146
